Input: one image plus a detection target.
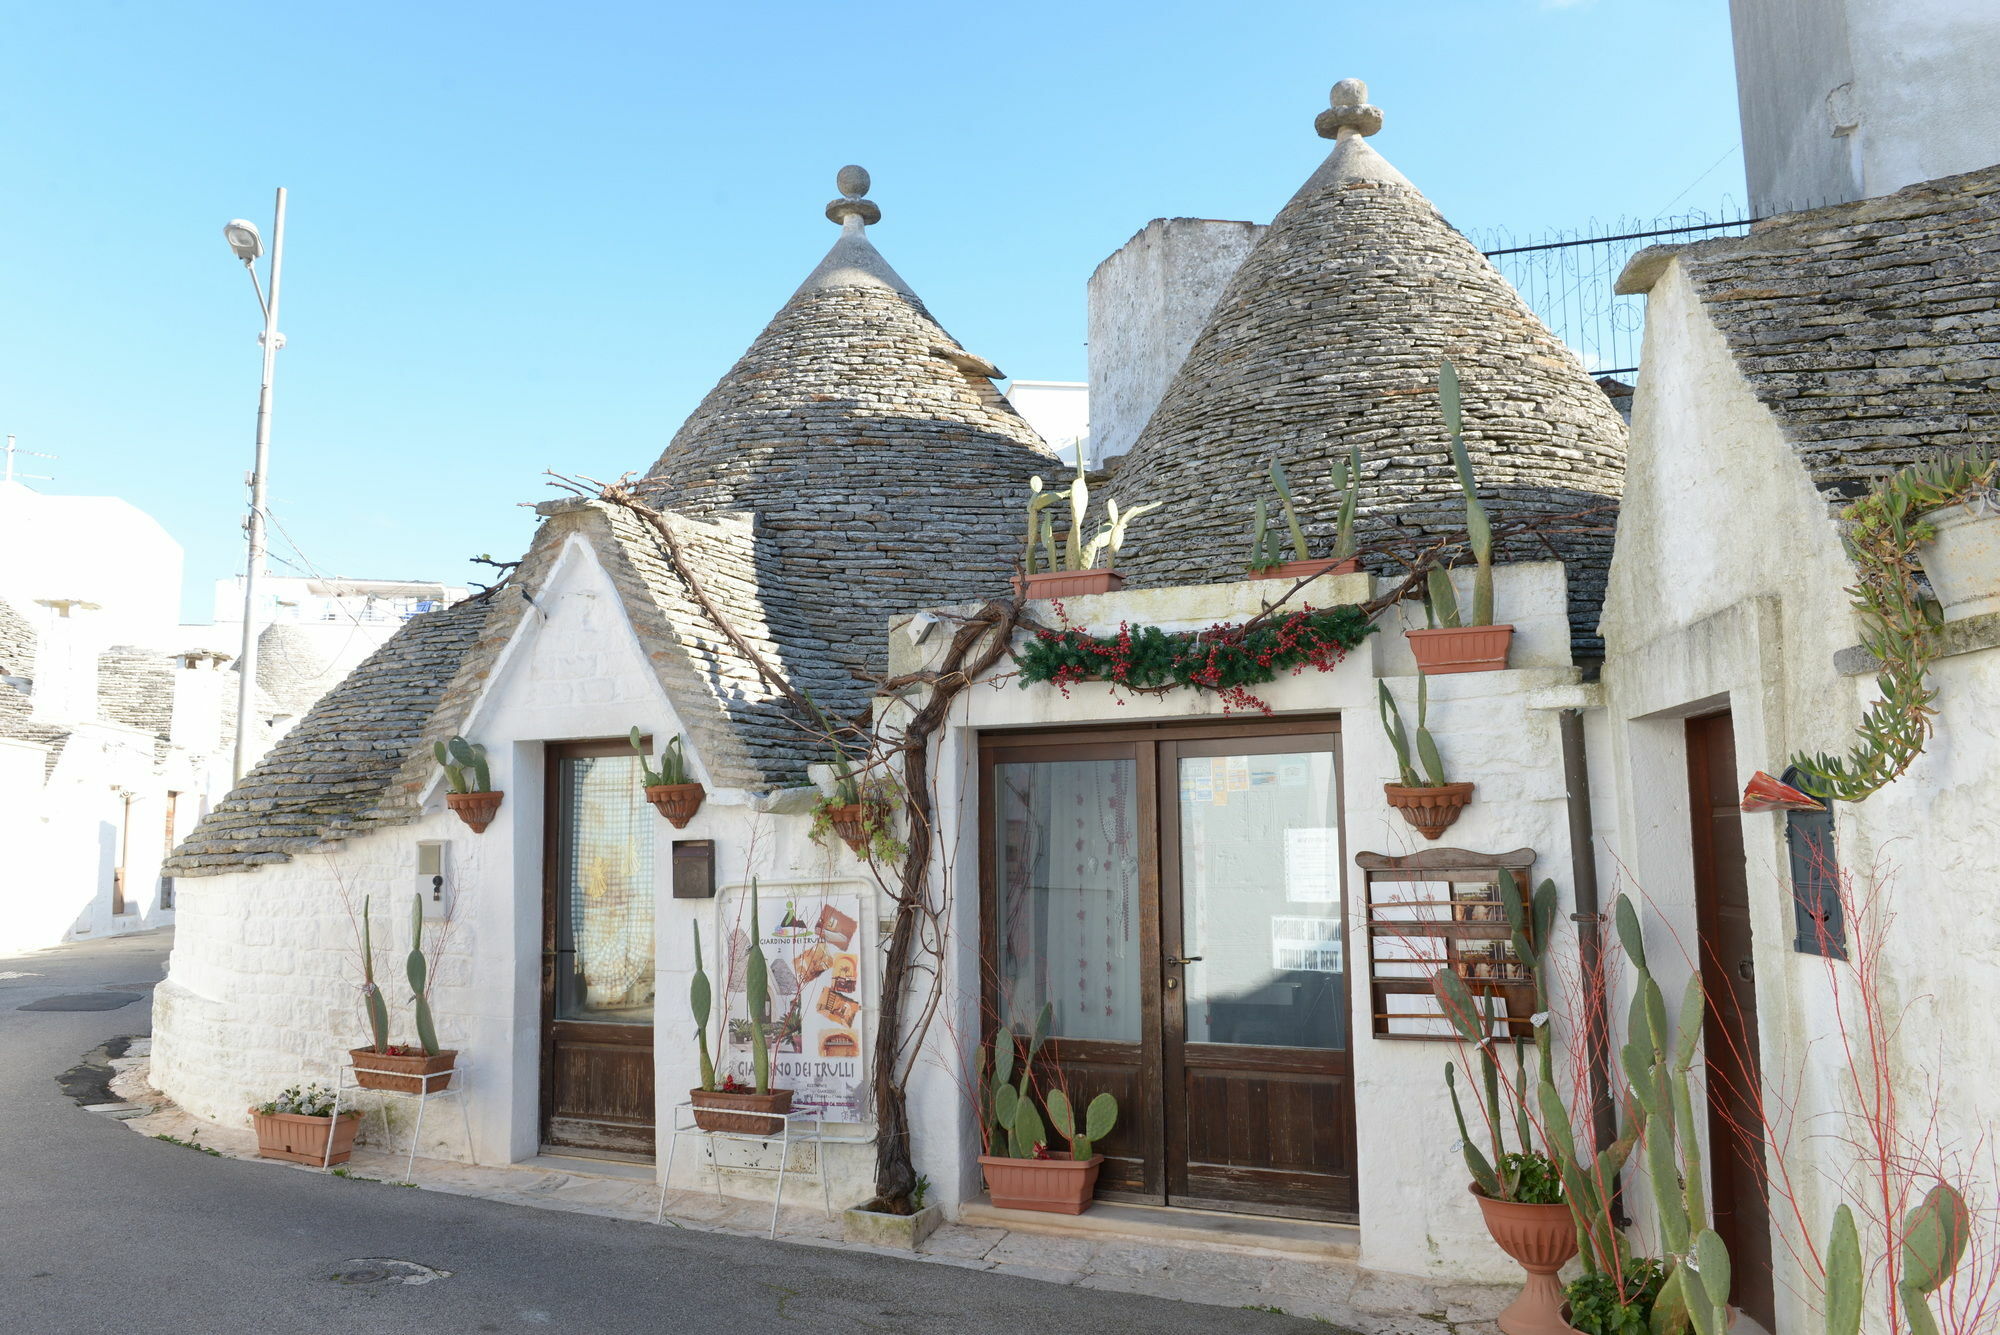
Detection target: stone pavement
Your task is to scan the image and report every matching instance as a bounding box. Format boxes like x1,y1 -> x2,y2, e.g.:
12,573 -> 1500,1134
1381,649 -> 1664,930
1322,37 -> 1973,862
114,1057 -> 1506,1335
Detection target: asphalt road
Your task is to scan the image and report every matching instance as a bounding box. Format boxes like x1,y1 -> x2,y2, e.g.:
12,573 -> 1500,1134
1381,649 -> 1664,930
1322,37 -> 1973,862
1,931 -> 1315,1334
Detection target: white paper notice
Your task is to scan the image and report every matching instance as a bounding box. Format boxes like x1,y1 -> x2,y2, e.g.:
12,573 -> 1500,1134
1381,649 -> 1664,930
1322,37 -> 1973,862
1284,827 -> 1342,903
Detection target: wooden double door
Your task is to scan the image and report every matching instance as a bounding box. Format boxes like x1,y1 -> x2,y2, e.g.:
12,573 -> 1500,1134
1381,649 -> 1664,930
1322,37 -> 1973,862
541,740 -> 657,1159
980,720 -> 1357,1221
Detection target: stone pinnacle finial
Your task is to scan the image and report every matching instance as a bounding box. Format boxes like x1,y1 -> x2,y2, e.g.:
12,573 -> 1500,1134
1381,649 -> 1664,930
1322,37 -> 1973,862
1316,78 -> 1383,140
825,165 -> 882,227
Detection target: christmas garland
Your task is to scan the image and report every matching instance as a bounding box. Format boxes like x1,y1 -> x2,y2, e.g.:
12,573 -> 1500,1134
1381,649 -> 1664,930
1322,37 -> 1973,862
1015,602 -> 1376,713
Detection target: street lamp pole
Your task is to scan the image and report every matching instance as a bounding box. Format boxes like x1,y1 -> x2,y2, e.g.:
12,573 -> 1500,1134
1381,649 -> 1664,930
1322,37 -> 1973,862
227,187 -> 287,781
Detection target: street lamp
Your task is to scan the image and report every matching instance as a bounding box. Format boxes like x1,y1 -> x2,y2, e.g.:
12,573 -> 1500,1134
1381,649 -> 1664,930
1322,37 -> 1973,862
222,188 -> 287,782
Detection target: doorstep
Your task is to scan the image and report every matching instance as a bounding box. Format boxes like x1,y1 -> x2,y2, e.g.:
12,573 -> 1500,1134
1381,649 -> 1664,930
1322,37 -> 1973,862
517,1152 -> 655,1183
960,1196 -> 1359,1261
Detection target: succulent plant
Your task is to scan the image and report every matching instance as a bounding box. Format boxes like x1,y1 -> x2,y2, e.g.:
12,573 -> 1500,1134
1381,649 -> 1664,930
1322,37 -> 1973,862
433,736 -> 491,794
1331,445 -> 1363,561
407,892 -> 439,1057
690,922 -> 716,1092
984,1003 -> 1054,1158
745,888 -> 771,1095
631,728 -> 688,786
1020,468 -> 1160,574
1046,1088 -> 1119,1162
1379,676 -> 1447,788
360,894 -> 389,1054
1438,359 -> 1494,627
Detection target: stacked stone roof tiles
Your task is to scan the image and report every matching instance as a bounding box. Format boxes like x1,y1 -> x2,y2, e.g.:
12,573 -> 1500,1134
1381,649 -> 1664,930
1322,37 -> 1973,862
96,645 -> 176,744
1656,164 -> 2000,497
0,595 -> 68,770
1109,84 -> 1628,652
165,598 -> 489,875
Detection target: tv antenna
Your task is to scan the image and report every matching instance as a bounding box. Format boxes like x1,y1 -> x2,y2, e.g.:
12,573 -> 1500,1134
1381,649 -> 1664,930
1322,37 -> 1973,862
2,435 -> 56,485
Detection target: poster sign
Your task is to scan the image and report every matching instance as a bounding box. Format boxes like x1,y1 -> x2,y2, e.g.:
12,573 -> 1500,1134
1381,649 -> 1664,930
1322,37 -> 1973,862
725,892 -> 866,1122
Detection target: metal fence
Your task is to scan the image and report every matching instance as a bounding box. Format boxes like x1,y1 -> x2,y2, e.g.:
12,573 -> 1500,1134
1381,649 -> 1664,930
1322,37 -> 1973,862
1472,205 -> 1759,381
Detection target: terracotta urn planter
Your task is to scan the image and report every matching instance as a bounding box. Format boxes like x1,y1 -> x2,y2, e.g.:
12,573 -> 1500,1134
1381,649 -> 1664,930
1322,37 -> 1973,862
251,1107 -> 361,1166
349,1047 -> 458,1095
1407,624 -> 1515,674
1921,500 -> 2000,621
645,782 -> 706,828
446,790 -> 504,833
824,801 -> 891,858
1384,781 -> 1475,839
690,1086 -> 794,1136
979,1154 -> 1106,1215
1471,1187 -> 1579,1335
1019,569 -> 1123,599
1250,556 -> 1361,582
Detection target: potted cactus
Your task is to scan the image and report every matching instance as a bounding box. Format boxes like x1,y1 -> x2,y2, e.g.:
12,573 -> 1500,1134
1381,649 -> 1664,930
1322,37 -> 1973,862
1248,450 -> 1364,581
690,893 -> 793,1134
251,1082 -> 362,1166
810,756 -> 900,861
1407,361 -> 1514,674
1379,677 -> 1473,838
975,1003 -> 1119,1214
350,893 -> 457,1093
1017,457 -> 1161,599
435,735 -> 502,832
633,728 -> 704,828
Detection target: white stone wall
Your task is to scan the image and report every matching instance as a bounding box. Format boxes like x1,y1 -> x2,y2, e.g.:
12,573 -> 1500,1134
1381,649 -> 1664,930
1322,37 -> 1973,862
906,561 -> 1590,1281
1086,218 -> 1266,464
1600,255 -> 2000,1335
154,535 -> 883,1203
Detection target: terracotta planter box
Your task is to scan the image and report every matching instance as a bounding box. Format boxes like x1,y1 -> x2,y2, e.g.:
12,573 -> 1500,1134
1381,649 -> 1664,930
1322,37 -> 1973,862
1019,569 -> 1123,599
1922,500 -> 2000,621
1384,781 -> 1474,840
824,802 -> 890,858
645,782 -> 706,828
349,1047 -> 458,1095
251,1107 -> 361,1166
1471,1187 -> 1578,1335
446,790 -> 504,833
1406,624 -> 1514,674
1249,556 -> 1361,582
978,1153 -> 1105,1215
690,1087 -> 794,1136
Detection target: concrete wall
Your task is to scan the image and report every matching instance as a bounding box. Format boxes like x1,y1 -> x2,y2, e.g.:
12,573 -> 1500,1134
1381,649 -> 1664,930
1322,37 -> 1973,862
1003,380 -> 1090,468
1086,218 -> 1265,465
153,535 -> 882,1202
1599,255 -> 2000,1335
1731,0 -> 2000,213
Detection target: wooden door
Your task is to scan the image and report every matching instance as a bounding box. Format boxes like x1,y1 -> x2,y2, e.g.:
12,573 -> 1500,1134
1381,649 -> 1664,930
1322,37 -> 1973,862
1160,731 -> 1354,1220
1686,713 -> 1774,1330
980,720 -> 1355,1221
542,740 -> 657,1159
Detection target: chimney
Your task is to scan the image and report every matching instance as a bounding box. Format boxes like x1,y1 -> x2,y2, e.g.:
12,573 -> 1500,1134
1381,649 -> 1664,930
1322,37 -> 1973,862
171,650 -> 231,752
30,599 -> 103,725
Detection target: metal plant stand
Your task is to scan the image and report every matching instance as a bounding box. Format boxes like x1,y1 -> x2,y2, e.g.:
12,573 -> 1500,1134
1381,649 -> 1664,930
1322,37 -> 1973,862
323,1060 -> 472,1182
655,1103 -> 832,1239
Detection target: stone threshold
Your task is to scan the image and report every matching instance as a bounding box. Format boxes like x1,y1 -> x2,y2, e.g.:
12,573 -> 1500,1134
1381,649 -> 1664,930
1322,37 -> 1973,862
962,1197 -> 1359,1261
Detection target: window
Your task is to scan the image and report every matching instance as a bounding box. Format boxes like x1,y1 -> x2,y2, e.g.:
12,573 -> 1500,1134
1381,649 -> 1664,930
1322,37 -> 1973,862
1782,766 -> 1845,959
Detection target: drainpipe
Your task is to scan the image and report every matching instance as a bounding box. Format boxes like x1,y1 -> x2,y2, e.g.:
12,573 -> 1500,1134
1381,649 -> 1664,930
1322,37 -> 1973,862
1560,709 -> 1619,1173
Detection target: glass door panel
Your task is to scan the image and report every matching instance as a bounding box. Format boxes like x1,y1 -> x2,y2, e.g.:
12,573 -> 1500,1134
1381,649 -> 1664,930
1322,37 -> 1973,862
1176,750 -> 1344,1050
554,753 -> 656,1024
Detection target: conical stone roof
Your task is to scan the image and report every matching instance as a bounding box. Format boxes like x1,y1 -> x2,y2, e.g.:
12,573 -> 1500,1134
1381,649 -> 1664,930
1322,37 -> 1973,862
1110,80 -> 1627,651
635,167 -> 1053,755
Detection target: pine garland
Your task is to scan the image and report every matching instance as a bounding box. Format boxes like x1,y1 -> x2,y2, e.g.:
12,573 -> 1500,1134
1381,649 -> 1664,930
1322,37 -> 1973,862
1015,603 -> 1377,713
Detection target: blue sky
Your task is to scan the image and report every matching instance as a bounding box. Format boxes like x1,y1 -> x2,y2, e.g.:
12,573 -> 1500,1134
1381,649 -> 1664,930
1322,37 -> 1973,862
2,2 -> 1742,621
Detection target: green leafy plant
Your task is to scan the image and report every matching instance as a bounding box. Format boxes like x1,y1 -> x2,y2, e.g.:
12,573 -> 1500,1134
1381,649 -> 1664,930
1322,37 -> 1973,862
689,922 -> 716,1092
911,1174 -> 931,1211
1021,458 -> 1161,574
1788,452 -> 1999,801
1565,1258 -> 1667,1335
432,736 -> 491,794
1046,1088 -> 1119,1162
359,895 -> 389,1055
976,1002 -> 1117,1162
407,893 -> 440,1057
807,754 -> 907,863
256,1082 -> 350,1119
630,728 -> 689,786
1249,458 -> 1312,570
1331,444 -> 1364,562
1379,676 -> 1448,788
745,888 -> 773,1096
1426,359 -> 1494,629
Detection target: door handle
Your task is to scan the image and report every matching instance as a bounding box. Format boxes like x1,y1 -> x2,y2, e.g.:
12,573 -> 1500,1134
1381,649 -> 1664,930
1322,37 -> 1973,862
1165,956 -> 1203,966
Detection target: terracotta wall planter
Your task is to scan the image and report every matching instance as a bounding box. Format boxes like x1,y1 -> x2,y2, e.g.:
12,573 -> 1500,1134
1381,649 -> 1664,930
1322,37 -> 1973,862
349,1047 -> 458,1095
1249,556 -> 1360,582
1922,500 -> 2000,621
446,790 -> 504,833
824,802 -> 889,858
1406,624 -> 1514,674
690,1087 -> 794,1136
1384,782 -> 1474,840
645,782 -> 706,828
1019,569 -> 1123,599
1471,1187 -> 1579,1335
978,1154 -> 1105,1215
252,1108 -> 361,1166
